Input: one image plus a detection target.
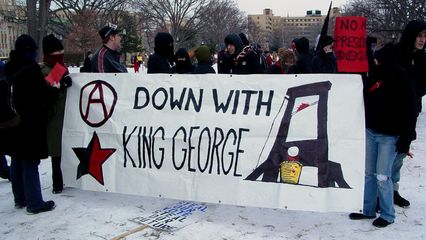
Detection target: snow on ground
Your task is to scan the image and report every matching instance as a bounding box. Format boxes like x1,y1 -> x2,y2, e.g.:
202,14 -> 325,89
0,95 -> 425,240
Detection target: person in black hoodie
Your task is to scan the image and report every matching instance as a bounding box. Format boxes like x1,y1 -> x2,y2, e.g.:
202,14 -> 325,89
391,20 -> 426,208
193,45 -> 215,74
288,37 -> 313,74
5,34 -> 59,214
218,33 -> 243,74
171,48 -> 194,74
147,32 -> 174,74
349,43 -> 417,228
218,33 -> 260,74
312,35 -> 337,73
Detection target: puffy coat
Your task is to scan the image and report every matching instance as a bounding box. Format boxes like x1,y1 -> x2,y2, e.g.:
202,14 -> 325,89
4,50 -> 58,159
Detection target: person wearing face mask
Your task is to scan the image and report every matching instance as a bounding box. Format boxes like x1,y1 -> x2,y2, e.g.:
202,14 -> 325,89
311,35 -> 337,73
171,48 -> 194,74
288,37 -> 313,74
5,34 -> 59,214
40,34 -> 72,194
391,20 -> 426,208
147,32 -> 174,74
91,23 -> 127,73
349,43 -> 417,228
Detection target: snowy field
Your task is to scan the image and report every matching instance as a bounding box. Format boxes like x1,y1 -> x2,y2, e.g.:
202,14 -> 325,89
0,91 -> 425,240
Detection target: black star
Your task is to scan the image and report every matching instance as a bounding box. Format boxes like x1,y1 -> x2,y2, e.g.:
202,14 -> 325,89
73,132 -> 116,185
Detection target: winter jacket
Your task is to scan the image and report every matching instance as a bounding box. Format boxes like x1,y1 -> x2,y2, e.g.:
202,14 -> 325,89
312,51 -> 337,73
193,61 -> 215,74
41,64 -> 68,157
147,53 -> 172,74
288,37 -> 313,74
80,56 -> 92,73
364,44 -> 418,153
4,50 -> 59,159
91,45 -> 127,73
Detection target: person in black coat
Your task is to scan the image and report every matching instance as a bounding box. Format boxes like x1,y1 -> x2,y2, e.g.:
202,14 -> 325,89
349,43 -> 417,227
218,33 -> 260,74
5,34 -> 58,214
312,35 -> 337,73
80,51 -> 92,73
147,32 -> 174,74
171,48 -> 194,74
391,20 -> 426,207
193,45 -> 215,74
288,37 -> 313,74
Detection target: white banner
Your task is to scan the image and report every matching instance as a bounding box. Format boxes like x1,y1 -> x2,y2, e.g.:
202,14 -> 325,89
62,73 -> 365,213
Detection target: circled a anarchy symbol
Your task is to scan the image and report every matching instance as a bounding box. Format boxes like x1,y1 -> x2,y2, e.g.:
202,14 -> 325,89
79,80 -> 117,128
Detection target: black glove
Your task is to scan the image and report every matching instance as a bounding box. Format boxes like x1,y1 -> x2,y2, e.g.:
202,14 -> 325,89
396,137 -> 410,154
60,75 -> 72,88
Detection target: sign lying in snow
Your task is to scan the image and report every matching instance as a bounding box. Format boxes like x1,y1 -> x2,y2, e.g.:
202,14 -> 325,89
131,201 -> 210,231
62,73 -> 365,213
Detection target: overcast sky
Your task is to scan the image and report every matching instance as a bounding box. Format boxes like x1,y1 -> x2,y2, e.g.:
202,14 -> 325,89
235,0 -> 350,17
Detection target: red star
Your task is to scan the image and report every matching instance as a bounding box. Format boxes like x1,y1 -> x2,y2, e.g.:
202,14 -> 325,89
73,132 -> 116,185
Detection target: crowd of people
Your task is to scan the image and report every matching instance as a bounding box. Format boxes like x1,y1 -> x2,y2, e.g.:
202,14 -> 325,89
0,20 -> 425,230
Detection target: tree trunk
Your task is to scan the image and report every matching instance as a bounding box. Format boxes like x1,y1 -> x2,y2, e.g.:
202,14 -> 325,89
38,0 -> 51,60
26,0 -> 37,40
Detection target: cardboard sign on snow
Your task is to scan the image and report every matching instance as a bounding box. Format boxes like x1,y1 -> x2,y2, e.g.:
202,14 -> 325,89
334,16 -> 368,72
45,63 -> 67,85
131,201 -> 212,232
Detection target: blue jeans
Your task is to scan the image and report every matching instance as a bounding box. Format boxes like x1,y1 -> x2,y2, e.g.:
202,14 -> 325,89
10,158 -> 44,209
363,128 -> 397,222
391,153 -> 407,191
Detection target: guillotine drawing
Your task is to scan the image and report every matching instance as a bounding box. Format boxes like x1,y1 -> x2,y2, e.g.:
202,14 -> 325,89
245,81 -> 350,188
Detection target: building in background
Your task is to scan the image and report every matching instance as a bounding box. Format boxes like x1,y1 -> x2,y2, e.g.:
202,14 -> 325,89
0,0 -> 26,59
248,8 -> 341,51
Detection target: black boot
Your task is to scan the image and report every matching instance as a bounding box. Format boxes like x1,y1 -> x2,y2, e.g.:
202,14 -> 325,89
27,200 -> 56,215
394,191 -> 410,208
373,217 -> 393,228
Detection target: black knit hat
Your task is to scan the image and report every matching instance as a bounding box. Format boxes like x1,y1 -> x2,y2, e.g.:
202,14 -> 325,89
99,23 -> 121,40
15,34 -> 37,53
42,34 -> 64,54
195,45 -> 211,62
318,35 -> 334,49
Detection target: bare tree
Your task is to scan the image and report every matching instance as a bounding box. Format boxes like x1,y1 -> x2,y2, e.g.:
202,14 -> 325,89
343,0 -> 426,41
247,18 -> 266,46
133,0 -> 210,49
198,0 -> 247,51
38,0 -> 51,52
26,0 -> 37,38
50,0 -> 128,34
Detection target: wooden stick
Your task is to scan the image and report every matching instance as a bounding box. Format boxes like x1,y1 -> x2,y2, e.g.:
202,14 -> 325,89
111,225 -> 149,240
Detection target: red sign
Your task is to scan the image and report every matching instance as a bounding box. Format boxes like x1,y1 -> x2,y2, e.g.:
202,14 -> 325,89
334,17 -> 368,73
45,63 -> 67,85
